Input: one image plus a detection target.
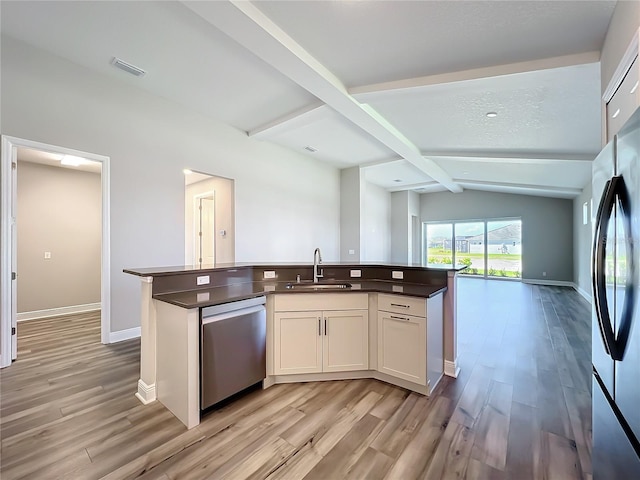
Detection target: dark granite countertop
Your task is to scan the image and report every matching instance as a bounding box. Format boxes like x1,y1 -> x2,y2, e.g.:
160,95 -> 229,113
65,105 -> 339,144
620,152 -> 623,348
124,261 -> 467,277
153,280 -> 447,309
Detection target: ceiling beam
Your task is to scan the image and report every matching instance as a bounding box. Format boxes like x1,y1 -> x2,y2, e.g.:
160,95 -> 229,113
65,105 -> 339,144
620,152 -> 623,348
423,152 -> 594,165
455,179 -> 583,197
183,0 -> 462,193
351,51 -> 600,98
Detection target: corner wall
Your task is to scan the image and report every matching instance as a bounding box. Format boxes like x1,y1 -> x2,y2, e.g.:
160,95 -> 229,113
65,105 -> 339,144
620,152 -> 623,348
420,190 -> 574,282
573,183 -> 593,300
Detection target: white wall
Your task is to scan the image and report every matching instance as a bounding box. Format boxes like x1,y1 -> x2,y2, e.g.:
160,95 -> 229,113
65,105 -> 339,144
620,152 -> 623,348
573,182 -> 593,300
1,37 -> 340,333
362,181 -> 390,262
17,161 -> 101,313
600,2 -> 640,96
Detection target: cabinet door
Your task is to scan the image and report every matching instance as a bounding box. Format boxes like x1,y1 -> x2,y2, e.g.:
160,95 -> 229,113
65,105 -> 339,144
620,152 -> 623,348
377,311 -> 426,384
607,56 -> 639,141
273,311 -> 322,375
323,310 -> 369,372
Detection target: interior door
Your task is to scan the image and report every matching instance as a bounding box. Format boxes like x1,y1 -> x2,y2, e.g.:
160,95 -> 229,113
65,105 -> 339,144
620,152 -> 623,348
199,195 -> 215,265
11,156 -> 17,359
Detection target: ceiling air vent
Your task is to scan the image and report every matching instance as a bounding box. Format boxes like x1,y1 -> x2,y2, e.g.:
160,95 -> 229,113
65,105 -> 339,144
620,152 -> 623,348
304,146 -> 318,153
111,57 -> 146,77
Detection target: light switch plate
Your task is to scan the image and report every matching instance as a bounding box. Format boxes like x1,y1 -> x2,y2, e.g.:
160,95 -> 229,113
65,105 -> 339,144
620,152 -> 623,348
392,271 -> 404,280
197,275 -> 210,285
263,271 -> 276,279
350,270 -> 362,278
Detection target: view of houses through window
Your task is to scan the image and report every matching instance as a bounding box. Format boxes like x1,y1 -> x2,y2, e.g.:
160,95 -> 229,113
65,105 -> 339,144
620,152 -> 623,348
424,218 -> 522,278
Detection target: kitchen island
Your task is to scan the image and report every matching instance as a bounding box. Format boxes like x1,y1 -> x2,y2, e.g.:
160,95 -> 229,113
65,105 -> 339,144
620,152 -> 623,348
125,262 -> 464,428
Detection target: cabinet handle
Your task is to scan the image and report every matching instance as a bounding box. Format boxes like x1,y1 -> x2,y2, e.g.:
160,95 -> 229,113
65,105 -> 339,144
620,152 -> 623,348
318,318 -> 321,336
324,318 -> 327,335
391,303 -> 410,308
390,315 -> 410,321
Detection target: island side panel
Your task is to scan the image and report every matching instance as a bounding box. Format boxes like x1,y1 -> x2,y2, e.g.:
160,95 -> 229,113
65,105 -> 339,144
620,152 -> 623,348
136,277 -> 157,404
443,271 -> 460,377
155,300 -> 200,429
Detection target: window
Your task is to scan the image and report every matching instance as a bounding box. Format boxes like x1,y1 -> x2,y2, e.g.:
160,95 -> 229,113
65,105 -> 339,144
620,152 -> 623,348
423,218 -> 522,279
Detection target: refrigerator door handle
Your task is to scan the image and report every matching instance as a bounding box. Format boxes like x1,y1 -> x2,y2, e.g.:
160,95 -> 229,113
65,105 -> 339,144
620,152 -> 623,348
592,175 -> 635,361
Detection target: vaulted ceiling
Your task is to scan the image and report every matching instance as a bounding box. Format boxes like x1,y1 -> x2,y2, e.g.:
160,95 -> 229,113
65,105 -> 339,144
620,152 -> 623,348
1,1 -> 617,198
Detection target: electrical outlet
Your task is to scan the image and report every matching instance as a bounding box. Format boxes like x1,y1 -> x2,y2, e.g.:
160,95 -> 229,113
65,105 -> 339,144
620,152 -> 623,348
392,271 -> 404,280
197,275 -> 210,285
348,249 -> 355,255
350,270 -> 362,278
542,271 -> 547,277
44,252 -> 51,259
263,271 -> 276,279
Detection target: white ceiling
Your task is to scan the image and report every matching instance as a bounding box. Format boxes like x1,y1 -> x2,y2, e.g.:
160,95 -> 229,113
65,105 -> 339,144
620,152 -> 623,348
1,1 -> 617,199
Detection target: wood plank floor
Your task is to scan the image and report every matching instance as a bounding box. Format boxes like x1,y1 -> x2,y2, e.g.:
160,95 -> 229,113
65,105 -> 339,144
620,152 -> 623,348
0,279 -> 592,479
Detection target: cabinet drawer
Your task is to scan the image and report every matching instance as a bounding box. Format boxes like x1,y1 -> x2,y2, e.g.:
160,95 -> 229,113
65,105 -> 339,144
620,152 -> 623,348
378,293 -> 426,318
274,293 -> 368,312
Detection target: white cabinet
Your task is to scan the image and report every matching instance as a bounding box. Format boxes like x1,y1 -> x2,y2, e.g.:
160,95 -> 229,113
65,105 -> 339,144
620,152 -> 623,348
378,309 -> 426,384
323,310 -> 368,372
607,56 -> 639,141
273,294 -> 369,375
273,311 -> 323,374
377,293 -> 443,392
605,30 -> 640,141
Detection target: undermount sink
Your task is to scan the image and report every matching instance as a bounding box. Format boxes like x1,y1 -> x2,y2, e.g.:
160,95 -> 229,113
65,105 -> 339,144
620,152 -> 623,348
285,282 -> 352,290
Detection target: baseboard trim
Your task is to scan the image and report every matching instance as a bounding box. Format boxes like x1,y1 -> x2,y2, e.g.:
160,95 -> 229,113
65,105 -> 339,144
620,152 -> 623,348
17,303 -> 101,321
444,359 -> 460,378
109,327 -> 141,343
135,379 -> 156,404
574,284 -> 592,303
522,279 -> 574,287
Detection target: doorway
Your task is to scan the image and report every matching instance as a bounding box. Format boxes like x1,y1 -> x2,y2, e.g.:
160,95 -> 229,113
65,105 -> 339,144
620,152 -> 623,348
0,136 -> 110,368
194,192 -> 215,265
184,170 -> 235,266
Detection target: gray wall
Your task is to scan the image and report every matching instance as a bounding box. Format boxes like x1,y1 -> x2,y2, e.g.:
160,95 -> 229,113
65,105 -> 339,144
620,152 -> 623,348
420,190 -> 574,282
17,161 -> 101,312
340,167 -> 362,261
573,182 -> 593,299
390,190 -> 420,264
362,181 -> 390,262
2,37 -> 341,334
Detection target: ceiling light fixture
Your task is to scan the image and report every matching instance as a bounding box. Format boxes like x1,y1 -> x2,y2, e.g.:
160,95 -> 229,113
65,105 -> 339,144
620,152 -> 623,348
486,112 -> 498,118
111,57 -> 146,77
60,155 -> 85,167
304,146 -> 318,153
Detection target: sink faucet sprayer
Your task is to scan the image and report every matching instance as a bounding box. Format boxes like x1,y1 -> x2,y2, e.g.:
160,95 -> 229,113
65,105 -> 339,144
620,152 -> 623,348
313,248 -> 323,283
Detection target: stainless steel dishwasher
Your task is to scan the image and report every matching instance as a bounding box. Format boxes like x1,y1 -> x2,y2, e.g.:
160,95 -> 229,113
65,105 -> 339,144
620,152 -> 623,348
200,296 -> 266,410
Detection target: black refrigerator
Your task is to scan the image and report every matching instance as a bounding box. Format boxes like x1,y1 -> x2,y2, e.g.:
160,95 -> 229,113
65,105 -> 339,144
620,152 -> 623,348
592,106 -> 640,477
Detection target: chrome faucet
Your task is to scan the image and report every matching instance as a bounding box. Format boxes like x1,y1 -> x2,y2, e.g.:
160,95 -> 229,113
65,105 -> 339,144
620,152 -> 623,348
313,248 -> 323,283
